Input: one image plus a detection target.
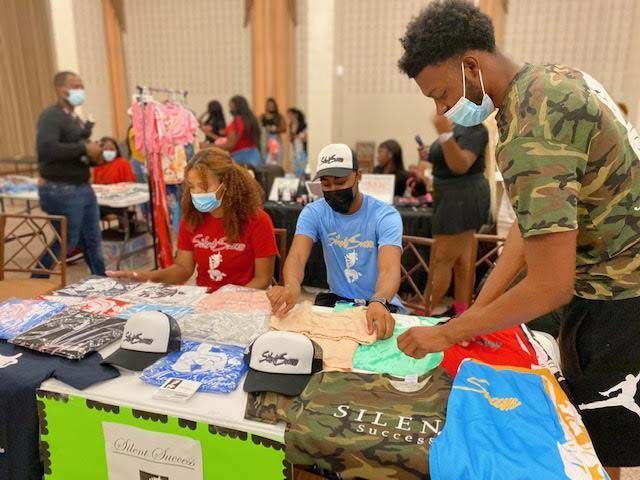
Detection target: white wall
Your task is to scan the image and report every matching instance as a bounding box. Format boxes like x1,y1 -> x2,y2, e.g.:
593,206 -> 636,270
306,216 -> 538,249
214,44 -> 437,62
305,0 -> 336,170
122,0 -> 252,123
48,0 -> 113,140
332,0 -> 435,169
72,0 -> 113,140
504,0 -> 640,126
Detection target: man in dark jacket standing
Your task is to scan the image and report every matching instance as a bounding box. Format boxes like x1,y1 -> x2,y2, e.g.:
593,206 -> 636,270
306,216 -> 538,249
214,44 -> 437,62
36,71 -> 105,275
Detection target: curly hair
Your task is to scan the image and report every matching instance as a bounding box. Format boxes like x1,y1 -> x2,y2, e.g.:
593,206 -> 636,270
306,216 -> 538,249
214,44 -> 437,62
398,0 -> 495,78
181,147 -> 264,242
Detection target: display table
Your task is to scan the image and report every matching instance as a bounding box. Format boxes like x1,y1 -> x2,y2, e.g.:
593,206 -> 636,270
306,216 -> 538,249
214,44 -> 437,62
263,201 -> 433,290
0,180 -> 150,212
0,181 -> 152,269
38,342 -> 288,479
36,308 -> 434,480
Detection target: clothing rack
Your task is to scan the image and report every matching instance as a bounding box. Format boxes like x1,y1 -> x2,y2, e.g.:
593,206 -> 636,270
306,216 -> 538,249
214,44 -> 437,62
134,84 -> 189,269
136,85 -> 188,103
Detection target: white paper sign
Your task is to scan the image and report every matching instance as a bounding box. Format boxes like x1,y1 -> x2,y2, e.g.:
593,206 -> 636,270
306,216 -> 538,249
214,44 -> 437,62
103,422 -> 203,480
269,177 -> 300,201
305,181 -> 323,200
360,174 -> 395,205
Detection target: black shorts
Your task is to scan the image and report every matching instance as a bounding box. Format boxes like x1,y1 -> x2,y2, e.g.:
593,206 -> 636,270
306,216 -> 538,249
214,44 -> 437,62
432,173 -> 490,236
559,295 -> 640,467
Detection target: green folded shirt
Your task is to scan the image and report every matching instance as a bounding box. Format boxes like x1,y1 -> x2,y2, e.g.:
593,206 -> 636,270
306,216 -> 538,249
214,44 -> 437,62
353,316 -> 445,377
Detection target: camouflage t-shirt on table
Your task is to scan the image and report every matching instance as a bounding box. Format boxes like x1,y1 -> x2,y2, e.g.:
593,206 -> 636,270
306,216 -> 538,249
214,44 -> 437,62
496,64 -> 640,299
285,369 -> 451,480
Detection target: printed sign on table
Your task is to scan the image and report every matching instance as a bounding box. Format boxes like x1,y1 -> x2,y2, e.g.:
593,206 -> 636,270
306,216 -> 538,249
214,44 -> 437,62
360,174 -> 395,205
103,422 -> 203,480
269,177 -> 300,202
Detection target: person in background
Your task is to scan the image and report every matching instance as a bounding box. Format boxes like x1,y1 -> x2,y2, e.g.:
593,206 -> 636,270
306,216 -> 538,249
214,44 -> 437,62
407,155 -> 431,198
92,136 -> 137,232
220,95 -> 262,169
261,97 -> 286,165
126,109 -> 147,183
108,147 -> 277,292
421,116 -> 490,316
267,144 -> 403,340
36,71 -> 105,276
396,2 -> 640,477
287,107 -> 308,177
373,139 -> 409,197
199,100 -> 226,143
92,137 -> 136,185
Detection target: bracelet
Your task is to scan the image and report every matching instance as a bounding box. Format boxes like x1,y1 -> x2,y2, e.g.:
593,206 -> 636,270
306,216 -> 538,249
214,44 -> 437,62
437,132 -> 454,144
369,297 -> 390,311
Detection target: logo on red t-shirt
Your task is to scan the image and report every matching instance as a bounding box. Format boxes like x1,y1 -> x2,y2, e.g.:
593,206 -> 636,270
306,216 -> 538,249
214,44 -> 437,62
192,235 -> 246,252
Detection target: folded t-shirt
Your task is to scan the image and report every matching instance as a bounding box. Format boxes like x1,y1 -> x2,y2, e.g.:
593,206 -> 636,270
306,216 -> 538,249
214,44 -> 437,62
118,303 -> 193,320
118,282 -> 207,305
441,325 -> 538,377
270,303 -> 375,371
286,369 -> 452,480
50,275 -> 139,298
196,285 -> 272,314
0,299 -> 66,340
354,316 -> 444,377
179,311 -> 269,346
140,341 -> 247,394
11,308 -> 125,360
41,295 -> 130,317
0,341 -> 119,479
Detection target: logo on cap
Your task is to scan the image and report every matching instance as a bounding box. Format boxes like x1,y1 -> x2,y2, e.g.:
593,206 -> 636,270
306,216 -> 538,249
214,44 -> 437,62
320,154 -> 344,165
259,351 -> 299,367
124,332 -> 154,346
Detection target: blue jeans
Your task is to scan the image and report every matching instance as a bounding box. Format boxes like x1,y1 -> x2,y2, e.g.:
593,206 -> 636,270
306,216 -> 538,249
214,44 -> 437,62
231,147 -> 262,169
38,182 -> 106,276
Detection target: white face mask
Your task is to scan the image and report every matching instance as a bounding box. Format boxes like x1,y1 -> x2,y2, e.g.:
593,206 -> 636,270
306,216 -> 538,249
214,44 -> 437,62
444,63 -> 495,127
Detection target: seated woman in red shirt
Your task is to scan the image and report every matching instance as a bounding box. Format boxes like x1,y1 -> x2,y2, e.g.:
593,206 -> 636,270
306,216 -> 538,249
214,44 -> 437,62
108,147 -> 277,291
92,137 -> 136,184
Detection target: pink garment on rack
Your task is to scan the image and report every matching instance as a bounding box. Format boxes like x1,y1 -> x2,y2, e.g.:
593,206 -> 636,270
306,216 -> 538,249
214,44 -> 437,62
156,102 -> 198,155
131,101 -> 162,154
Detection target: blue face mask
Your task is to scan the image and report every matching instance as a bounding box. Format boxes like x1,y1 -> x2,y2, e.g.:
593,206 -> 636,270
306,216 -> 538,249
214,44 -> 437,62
444,63 -> 495,127
67,88 -> 86,107
191,185 -> 223,213
102,150 -> 117,162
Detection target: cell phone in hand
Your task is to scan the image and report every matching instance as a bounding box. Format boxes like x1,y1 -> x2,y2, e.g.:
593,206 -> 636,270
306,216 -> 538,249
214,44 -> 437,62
415,135 -> 424,148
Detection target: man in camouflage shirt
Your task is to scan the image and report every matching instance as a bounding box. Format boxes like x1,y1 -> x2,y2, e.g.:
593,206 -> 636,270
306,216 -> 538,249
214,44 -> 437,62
396,0 -> 640,475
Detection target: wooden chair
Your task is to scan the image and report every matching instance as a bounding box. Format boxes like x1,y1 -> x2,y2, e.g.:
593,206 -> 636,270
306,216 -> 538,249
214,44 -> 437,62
0,213 -> 67,301
400,233 -> 507,312
399,234 -> 436,312
273,228 -> 288,286
473,233 -> 507,296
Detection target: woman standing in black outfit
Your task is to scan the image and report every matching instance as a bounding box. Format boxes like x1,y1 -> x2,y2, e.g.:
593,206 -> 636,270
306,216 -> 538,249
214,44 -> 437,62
423,114 -> 489,316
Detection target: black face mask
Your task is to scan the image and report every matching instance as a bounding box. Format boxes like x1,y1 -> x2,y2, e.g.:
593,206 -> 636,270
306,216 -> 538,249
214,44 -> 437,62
324,185 -> 355,214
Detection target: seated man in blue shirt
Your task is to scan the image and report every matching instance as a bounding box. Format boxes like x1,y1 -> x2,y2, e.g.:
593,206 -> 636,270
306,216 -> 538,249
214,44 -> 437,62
267,143 -> 403,339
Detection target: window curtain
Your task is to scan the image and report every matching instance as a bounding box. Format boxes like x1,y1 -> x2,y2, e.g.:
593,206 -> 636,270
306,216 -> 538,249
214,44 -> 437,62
0,0 -> 56,158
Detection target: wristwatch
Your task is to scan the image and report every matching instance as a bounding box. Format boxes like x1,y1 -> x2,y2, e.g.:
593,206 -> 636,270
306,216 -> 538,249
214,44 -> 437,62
369,297 -> 391,311
437,132 -> 454,144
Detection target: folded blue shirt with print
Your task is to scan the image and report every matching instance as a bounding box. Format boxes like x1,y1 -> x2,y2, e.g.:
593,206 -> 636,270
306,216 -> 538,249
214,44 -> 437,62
140,341 -> 247,394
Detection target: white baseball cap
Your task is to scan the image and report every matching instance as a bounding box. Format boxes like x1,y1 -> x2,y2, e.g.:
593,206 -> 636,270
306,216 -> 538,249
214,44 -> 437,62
313,143 -> 359,181
102,311 -> 181,371
243,331 -> 323,396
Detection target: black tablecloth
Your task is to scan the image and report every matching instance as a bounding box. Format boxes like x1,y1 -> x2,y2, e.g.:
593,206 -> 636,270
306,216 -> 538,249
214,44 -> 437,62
263,201 -> 433,290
